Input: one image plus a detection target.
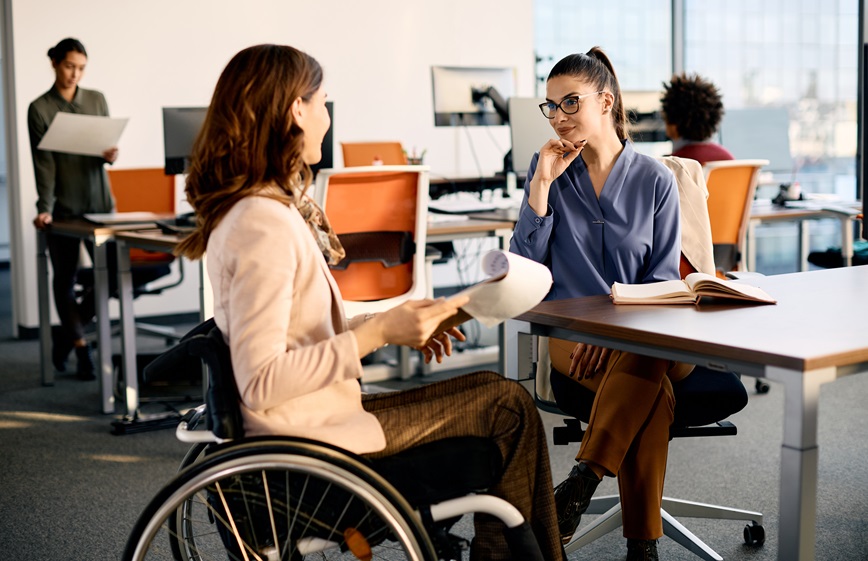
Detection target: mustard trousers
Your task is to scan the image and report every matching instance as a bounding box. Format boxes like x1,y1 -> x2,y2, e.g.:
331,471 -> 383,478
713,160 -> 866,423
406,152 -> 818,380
550,338 -> 694,540
362,370 -> 564,561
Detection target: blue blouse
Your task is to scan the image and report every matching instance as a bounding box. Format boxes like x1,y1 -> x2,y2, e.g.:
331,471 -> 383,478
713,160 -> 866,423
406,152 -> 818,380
510,141 -> 681,300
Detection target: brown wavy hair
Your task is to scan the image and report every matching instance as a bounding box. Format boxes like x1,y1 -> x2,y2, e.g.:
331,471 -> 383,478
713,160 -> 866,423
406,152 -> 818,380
174,44 -> 323,259
547,46 -> 630,141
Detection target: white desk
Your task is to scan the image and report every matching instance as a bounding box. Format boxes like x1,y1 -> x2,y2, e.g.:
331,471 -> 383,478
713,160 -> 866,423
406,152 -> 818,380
516,265 -> 868,561
747,201 -> 862,271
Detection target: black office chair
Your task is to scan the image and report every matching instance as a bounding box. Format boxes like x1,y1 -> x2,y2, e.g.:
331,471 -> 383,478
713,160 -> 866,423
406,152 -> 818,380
534,353 -> 766,561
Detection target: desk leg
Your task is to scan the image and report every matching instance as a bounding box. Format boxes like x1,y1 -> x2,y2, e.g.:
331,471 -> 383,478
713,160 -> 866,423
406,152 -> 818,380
37,230 -> 54,386
495,228 -> 511,375
798,221 -> 811,272
841,216 -> 854,267
199,255 -> 213,321
116,240 -> 139,417
747,220 -> 758,272
93,236 -> 114,414
766,365 -> 836,561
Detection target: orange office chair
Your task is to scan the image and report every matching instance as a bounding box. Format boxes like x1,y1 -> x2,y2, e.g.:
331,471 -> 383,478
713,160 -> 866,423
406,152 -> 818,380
313,165 -> 429,314
702,159 -> 769,274
341,141 -> 407,167
106,167 -> 184,297
314,166 -> 429,379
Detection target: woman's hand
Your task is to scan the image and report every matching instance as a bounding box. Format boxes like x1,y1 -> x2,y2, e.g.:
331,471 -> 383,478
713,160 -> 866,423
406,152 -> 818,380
353,296 -> 470,358
567,342 -> 612,381
527,138 -> 586,216
102,146 -> 119,164
416,326 -> 467,364
537,138 -> 586,184
33,213 -> 53,230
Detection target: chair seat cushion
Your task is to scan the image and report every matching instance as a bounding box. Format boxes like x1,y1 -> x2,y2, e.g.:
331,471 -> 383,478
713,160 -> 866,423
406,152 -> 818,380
550,365 -> 748,430
372,436 -> 503,506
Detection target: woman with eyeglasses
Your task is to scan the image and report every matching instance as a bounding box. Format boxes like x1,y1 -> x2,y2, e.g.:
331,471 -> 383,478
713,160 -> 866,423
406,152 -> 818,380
510,47 -> 693,561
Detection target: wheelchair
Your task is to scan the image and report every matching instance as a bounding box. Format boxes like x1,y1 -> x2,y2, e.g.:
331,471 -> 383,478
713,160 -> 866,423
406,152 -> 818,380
123,319 -> 545,561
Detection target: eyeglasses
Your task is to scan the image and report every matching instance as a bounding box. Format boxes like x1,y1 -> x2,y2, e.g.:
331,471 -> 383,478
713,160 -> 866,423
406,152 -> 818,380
539,91 -> 605,119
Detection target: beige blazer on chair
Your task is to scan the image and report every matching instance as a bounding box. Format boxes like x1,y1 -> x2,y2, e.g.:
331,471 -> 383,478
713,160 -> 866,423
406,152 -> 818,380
657,156 -> 716,276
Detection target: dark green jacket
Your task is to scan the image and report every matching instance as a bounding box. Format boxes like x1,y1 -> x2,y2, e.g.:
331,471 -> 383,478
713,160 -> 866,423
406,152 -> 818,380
28,85 -> 114,218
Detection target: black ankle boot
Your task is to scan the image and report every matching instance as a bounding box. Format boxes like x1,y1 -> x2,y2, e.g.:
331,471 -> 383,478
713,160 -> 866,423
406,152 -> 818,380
553,462 -> 601,544
75,344 -> 96,381
626,538 -> 659,561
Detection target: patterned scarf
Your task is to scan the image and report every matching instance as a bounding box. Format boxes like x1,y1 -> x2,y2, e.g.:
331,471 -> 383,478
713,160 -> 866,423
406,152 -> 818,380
295,195 -> 346,266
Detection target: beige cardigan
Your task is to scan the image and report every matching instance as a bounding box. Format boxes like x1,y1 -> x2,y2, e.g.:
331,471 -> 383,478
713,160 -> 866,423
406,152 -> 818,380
657,156 -> 717,275
207,193 -> 386,454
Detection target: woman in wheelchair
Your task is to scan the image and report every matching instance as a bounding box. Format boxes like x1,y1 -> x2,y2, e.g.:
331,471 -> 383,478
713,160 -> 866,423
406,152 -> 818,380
510,48 -> 695,561
163,44 -> 564,561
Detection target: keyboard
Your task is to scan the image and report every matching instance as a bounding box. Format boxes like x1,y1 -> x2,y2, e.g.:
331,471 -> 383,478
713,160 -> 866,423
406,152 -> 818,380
428,193 -> 499,214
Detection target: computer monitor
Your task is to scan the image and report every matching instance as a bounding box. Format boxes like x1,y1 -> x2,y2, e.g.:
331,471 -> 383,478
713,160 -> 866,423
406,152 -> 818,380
719,107 -> 795,175
162,102 -> 333,176
508,97 -> 555,176
621,90 -> 667,143
431,65 -> 515,126
162,107 -> 208,175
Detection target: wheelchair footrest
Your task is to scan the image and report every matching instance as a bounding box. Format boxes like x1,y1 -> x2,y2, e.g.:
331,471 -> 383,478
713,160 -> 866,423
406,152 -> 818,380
110,412 -> 182,435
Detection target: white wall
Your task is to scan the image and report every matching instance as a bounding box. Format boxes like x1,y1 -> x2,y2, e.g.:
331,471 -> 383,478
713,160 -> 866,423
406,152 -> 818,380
4,0 -> 535,332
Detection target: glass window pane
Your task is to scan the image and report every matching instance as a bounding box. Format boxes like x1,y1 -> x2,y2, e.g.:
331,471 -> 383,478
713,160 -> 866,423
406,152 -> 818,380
684,0 -> 857,203
532,0 -> 671,94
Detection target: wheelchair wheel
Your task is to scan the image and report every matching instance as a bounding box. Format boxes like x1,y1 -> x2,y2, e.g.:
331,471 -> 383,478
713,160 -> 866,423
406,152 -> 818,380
125,439 -> 437,561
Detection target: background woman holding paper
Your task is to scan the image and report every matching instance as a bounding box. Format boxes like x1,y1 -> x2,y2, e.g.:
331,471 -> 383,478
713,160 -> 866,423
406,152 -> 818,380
510,47 -> 693,561
173,44 -> 564,560
28,37 -> 119,380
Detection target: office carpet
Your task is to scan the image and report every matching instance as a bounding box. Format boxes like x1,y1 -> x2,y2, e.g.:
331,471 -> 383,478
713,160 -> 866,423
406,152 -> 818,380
1,272 -> 866,559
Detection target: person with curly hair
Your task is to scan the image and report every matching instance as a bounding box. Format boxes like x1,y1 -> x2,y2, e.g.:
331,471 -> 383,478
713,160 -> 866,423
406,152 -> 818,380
660,72 -> 734,165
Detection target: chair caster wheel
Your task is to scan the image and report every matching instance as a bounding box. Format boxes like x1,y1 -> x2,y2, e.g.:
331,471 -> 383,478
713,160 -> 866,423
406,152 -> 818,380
755,379 -> 770,394
744,521 -> 765,546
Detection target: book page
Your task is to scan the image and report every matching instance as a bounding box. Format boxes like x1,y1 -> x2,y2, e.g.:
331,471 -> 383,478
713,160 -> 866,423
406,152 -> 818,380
610,279 -> 696,304
452,250 -> 552,327
685,272 -> 776,303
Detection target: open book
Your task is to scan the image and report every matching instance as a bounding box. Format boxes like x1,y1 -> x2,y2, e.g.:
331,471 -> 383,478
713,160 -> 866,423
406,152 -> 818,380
451,250 -> 553,327
611,272 -> 776,305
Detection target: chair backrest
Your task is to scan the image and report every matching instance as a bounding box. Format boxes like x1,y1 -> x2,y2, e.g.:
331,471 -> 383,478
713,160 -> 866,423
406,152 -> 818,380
341,142 -> 407,167
702,159 -> 769,271
313,166 -> 429,317
108,167 -> 178,265
108,167 -> 177,214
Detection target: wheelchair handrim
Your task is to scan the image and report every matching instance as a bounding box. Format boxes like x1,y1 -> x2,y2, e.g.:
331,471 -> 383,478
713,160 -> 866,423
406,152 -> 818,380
129,452 -> 432,561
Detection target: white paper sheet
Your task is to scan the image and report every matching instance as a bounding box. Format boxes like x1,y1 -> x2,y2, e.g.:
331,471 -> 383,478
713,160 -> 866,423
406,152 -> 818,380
37,112 -> 128,157
452,250 -> 553,327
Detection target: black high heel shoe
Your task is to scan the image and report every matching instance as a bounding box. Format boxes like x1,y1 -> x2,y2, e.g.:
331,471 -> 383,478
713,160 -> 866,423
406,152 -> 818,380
553,462 -> 601,544
626,538 -> 659,561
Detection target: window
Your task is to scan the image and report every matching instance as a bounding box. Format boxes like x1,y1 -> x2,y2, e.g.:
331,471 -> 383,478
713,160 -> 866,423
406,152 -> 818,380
684,0 -> 859,201
533,0 -> 671,95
